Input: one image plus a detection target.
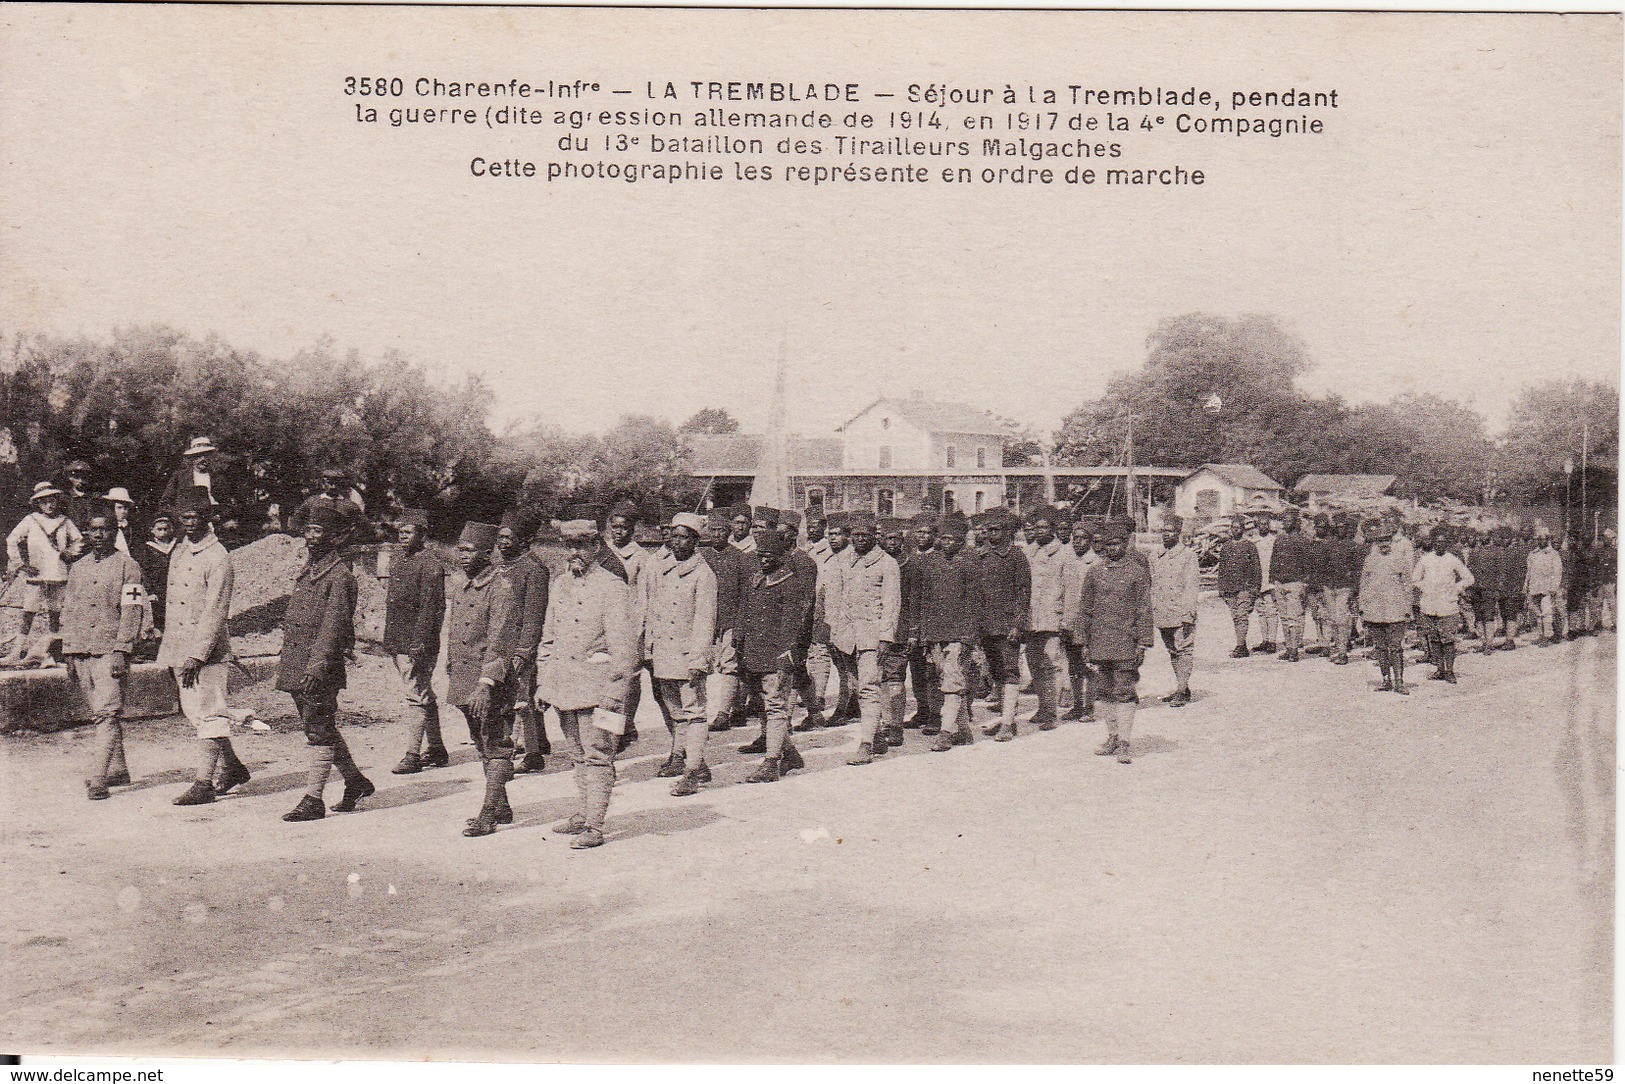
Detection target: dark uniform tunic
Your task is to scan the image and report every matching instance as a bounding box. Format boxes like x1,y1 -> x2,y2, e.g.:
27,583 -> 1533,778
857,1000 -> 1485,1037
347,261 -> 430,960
972,543 -> 1030,684
275,550 -> 357,746
382,547 -> 445,662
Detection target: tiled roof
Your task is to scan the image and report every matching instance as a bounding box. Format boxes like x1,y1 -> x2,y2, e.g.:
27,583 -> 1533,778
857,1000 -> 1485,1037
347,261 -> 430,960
838,397 -> 1008,436
1189,464 -> 1284,490
1294,474 -> 1397,496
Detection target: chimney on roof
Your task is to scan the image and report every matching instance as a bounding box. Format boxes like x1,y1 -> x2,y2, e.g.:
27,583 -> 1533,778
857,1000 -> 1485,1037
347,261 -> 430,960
908,388 -> 924,400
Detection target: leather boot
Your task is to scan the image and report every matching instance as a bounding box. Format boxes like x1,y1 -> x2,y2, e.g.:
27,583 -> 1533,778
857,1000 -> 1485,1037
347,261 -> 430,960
282,795 -> 325,821
464,760 -> 505,836
744,758 -> 781,783
779,743 -> 805,772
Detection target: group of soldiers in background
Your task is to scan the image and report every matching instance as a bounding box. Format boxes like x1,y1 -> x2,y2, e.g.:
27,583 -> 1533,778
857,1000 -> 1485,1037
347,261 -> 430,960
1212,508 -> 1617,694
11,436 -> 1618,846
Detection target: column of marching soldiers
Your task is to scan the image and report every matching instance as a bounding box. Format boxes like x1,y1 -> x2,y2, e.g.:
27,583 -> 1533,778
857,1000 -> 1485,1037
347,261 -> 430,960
29,476 -> 1619,850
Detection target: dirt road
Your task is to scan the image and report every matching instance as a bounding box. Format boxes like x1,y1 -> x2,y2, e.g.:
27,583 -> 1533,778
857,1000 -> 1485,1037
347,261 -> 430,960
2,600 -> 1612,1062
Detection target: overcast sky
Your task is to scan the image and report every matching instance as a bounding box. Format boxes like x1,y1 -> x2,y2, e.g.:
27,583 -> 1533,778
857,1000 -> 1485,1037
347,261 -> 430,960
3,7 -> 1618,442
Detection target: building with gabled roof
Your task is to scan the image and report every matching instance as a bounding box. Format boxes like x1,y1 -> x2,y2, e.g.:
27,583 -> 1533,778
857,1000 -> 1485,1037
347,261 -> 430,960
1294,474 -> 1398,513
1174,463 -> 1286,526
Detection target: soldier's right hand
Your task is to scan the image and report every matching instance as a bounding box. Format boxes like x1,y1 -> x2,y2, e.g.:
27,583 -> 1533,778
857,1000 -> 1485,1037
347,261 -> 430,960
177,657 -> 202,688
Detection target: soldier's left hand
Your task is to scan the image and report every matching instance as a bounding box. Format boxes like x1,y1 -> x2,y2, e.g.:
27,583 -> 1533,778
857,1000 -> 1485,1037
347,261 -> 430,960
299,672 -> 321,695
109,651 -> 128,679
1135,645 -> 1147,667
688,666 -> 707,684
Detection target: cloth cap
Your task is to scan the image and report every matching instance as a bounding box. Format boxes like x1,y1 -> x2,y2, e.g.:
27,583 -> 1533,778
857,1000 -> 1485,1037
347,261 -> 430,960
706,508 -> 731,531
500,508 -> 540,537
728,503 -> 753,522
1164,515 -> 1184,531
171,485 -> 214,515
777,508 -> 802,530
149,511 -> 174,526
878,517 -> 907,536
825,511 -> 850,529
757,530 -> 790,557
608,500 -> 641,524
459,521 -> 501,549
937,512 -> 969,539
28,481 -> 64,503
1024,506 -> 1058,527
846,511 -> 877,531
910,512 -> 939,529
183,436 -> 218,456
1101,521 -> 1132,543
397,508 -> 430,529
670,512 -> 707,536
803,508 -> 827,527
1364,521 -> 1393,541
751,506 -> 781,528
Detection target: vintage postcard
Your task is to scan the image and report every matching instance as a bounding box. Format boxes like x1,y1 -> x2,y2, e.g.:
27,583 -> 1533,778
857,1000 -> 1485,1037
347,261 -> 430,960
0,3 -> 1616,1068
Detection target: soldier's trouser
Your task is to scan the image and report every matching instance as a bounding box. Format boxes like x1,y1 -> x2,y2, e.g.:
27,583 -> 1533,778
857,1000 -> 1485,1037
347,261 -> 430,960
1367,621 -> 1408,678
978,636 -> 1021,727
1158,622 -> 1196,691
1320,587 -> 1354,659
1022,631 -> 1063,723
928,642 -> 970,732
1418,613 -> 1459,671
746,664 -> 796,759
655,674 -> 708,767
1062,641 -> 1091,715
907,643 -> 939,721
1530,593 -> 1556,639
831,647 -> 861,719
1275,581 -> 1308,653
393,653 -> 445,757
1306,586 -> 1330,647
557,708 -> 617,830
175,661 -> 234,740
1222,591 -> 1255,648
1255,589 -> 1280,644
1093,659 -> 1140,742
625,661 -> 670,731
70,654 -> 127,783
457,689 -> 514,761
805,640 -> 833,713
879,641 -> 909,730
832,646 -> 882,744
295,685 -> 362,797
1596,583 -> 1616,630
706,629 -> 741,727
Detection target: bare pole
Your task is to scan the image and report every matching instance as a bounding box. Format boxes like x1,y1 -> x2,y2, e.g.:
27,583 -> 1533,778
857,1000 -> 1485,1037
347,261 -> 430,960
1125,411 -> 1138,531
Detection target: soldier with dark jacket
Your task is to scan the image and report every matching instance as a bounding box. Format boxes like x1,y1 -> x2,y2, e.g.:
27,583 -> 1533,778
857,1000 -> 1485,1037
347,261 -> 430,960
446,521 -> 520,837
907,511 -> 979,752
131,512 -> 176,638
1073,520 -> 1153,765
278,506 -> 371,822
736,528 -> 812,783
700,512 -> 749,735
1215,517 -> 1262,657
385,510 -> 447,774
775,508 -> 828,732
972,508 -> 1031,741
1269,508 -> 1315,662
1316,519 -> 1365,665
498,512 -> 551,774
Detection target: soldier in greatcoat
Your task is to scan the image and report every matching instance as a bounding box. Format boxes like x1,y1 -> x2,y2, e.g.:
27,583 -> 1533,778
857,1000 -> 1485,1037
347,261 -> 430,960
737,527 -> 812,783
906,510 -> 979,752
971,508 -> 1030,741
384,509 -> 447,774
1074,520 -> 1153,764
277,505 -> 371,821
829,511 -> 901,765
445,521 -> 519,837
535,507 -> 637,849
163,487 -> 250,806
497,511 -> 551,774
644,512 -> 718,794
1022,505 -> 1070,730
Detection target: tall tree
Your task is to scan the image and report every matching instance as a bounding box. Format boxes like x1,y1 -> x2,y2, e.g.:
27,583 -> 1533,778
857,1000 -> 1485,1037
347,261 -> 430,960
1498,378 -> 1619,505
678,407 -> 740,435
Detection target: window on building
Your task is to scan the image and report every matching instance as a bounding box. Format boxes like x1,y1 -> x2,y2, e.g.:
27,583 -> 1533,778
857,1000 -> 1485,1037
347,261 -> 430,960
976,446 -> 987,469
946,444 -> 957,468
974,490 -> 985,513
806,486 -> 825,511
877,488 -> 894,516
878,445 -> 892,470
943,490 -> 956,512
881,417 -> 890,430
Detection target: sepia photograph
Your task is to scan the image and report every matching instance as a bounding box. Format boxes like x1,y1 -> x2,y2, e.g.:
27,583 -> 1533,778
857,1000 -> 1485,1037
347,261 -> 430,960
0,3 -> 1618,1068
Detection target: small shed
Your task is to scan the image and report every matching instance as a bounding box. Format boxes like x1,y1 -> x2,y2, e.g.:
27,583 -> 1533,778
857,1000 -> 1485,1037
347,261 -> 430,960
1175,464 -> 1286,527
1294,474 -> 1397,514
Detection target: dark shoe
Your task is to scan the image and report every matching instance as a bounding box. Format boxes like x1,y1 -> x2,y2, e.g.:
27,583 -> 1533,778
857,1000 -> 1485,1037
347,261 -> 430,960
86,780 -> 110,801
670,771 -> 702,797
1333,656 -> 1350,665
1304,645 -> 1327,656
708,709 -> 734,733
779,744 -> 805,772
1060,707 -> 1085,722
994,722 -> 1016,743
920,721 -> 943,735
1037,718 -> 1058,731
951,727 -> 974,746
738,733 -> 767,754
570,827 -> 605,849
105,769 -> 132,787
172,780 -> 215,806
1230,646 -> 1250,659
871,733 -> 889,756
1116,741 -> 1133,764
902,712 -> 931,730
392,753 -> 423,775
1394,682 -> 1410,696
847,743 -> 874,766
1095,737 -> 1119,756
1169,690 -> 1189,708
745,759 -> 781,783
981,720 -> 1003,737
929,732 -> 956,752
882,725 -> 905,746
282,795 -> 325,821
1258,641 -> 1277,654
330,776 -> 375,813
514,753 -> 547,774
1374,680 -> 1393,692
552,813 -> 588,835
216,761 -> 251,796
1284,651 -> 1301,663
1442,672 -> 1458,684
421,747 -> 450,768
656,753 -> 686,778
463,817 -> 497,837
793,712 -> 826,733
697,762 -> 713,783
